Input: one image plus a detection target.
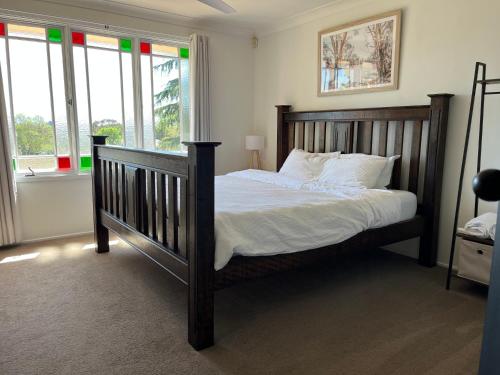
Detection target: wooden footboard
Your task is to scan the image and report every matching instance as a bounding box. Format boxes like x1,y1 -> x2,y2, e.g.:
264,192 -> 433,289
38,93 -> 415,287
91,136 -> 220,350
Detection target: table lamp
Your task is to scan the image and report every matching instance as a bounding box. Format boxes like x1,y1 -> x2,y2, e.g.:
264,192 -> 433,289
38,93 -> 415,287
245,135 -> 264,169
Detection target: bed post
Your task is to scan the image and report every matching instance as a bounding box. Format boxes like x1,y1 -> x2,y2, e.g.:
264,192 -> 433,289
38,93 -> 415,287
420,94 -> 454,266
276,105 -> 292,171
184,141 -> 221,350
91,135 -> 109,254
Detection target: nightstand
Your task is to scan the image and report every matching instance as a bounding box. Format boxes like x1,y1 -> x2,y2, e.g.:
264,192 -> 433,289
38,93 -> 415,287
456,232 -> 494,285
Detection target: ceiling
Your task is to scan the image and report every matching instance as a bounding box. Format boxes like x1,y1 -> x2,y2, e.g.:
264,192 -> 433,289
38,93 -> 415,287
41,0 -> 349,35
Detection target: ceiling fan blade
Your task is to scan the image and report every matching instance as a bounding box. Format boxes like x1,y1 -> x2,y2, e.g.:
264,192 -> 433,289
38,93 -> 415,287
198,0 -> 236,14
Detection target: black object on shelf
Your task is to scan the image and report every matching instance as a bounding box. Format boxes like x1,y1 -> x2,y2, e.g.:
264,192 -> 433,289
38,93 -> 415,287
446,62 -> 499,290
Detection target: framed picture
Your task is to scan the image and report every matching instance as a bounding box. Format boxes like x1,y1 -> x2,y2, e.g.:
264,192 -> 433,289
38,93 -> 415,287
318,10 -> 401,96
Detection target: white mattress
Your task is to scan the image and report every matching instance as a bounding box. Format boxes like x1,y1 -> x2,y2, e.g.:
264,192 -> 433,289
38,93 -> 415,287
214,170 -> 417,270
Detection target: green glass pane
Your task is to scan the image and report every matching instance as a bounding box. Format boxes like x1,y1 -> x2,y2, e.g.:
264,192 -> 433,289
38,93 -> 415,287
80,155 -> 92,170
48,28 -> 62,43
12,159 -> 16,171
180,47 -> 189,59
120,38 -> 132,52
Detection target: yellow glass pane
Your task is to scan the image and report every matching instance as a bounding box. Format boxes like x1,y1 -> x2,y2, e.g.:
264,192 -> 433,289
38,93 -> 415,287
86,34 -> 118,49
152,44 -> 178,57
7,24 -> 46,40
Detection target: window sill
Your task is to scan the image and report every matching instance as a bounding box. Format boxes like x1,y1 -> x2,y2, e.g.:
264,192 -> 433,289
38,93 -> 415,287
15,172 -> 91,183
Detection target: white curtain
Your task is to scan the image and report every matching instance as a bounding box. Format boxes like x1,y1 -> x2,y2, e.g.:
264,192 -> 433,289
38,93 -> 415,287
189,34 -> 211,141
0,66 -> 19,246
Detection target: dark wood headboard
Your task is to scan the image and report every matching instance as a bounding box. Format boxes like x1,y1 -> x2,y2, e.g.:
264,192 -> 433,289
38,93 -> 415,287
276,94 -> 453,266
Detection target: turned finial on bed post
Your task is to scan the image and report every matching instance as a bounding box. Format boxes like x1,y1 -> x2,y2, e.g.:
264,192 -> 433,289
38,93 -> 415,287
183,141 -> 221,350
276,105 -> 292,172
419,93 -> 454,267
91,135 -> 110,254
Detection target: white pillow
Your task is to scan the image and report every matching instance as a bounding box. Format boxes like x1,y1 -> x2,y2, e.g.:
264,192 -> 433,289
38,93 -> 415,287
318,157 -> 389,188
340,153 -> 400,188
279,149 -> 340,181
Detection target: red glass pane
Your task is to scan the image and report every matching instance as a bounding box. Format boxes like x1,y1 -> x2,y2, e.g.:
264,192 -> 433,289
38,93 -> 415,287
57,156 -> 71,170
72,31 -> 85,45
140,41 -> 151,54
0,23 -> 5,37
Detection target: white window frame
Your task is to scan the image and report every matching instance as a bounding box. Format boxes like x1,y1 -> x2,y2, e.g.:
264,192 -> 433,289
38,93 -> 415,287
0,10 -> 189,180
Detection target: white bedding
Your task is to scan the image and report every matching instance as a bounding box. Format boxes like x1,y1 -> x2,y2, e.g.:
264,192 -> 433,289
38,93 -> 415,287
214,170 -> 417,270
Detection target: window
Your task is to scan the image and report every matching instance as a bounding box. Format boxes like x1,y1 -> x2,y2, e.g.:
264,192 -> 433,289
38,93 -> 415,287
0,19 -> 190,175
140,41 -> 190,151
0,23 -> 70,172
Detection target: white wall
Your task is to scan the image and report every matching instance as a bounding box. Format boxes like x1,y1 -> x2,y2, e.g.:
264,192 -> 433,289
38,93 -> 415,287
253,0 -> 500,266
2,0 -> 254,241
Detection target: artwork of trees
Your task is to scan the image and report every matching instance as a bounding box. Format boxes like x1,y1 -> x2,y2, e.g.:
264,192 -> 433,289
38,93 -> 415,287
319,12 -> 400,94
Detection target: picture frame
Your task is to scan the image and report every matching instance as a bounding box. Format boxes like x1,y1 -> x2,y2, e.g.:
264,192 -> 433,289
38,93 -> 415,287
318,9 -> 402,96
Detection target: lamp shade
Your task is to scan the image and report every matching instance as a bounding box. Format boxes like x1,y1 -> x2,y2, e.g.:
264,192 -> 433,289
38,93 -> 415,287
245,135 -> 264,151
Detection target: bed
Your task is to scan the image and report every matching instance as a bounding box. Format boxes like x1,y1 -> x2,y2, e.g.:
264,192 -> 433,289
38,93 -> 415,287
90,93 -> 453,350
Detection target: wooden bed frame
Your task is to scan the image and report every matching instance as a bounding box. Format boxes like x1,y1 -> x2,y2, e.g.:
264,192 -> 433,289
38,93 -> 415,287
91,93 -> 452,350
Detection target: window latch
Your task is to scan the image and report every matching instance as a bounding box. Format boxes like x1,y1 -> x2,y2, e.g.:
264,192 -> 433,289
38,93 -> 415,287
24,167 -> 36,177
67,98 -> 73,106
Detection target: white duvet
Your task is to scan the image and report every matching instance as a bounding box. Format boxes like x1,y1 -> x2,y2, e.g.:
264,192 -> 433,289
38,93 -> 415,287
214,170 -> 416,270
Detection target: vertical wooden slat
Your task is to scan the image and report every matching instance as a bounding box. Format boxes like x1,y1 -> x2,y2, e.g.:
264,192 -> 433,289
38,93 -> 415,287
120,164 -> 126,222
307,122 -> 315,152
102,160 -> 108,211
178,178 -> 188,259
138,169 -> 147,234
330,123 -> 339,152
356,121 -> 373,154
347,122 -> 355,153
156,173 -> 167,245
114,163 -> 120,219
378,121 -> 388,156
409,120 -> 423,194
125,166 -> 138,228
108,161 -> 113,215
297,122 -> 305,150
288,122 -> 295,152
391,121 -> 404,189
167,175 -> 179,251
147,170 -> 156,239
317,122 -> 326,152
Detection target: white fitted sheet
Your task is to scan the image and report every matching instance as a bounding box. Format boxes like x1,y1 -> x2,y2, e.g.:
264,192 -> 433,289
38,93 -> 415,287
214,170 -> 417,270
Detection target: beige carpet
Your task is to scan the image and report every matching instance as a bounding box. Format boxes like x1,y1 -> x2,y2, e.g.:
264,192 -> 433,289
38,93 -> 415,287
0,235 -> 486,375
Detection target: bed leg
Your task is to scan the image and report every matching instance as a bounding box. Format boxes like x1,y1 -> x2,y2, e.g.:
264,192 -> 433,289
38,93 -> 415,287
188,283 -> 214,350
91,135 -> 110,254
184,141 -> 220,350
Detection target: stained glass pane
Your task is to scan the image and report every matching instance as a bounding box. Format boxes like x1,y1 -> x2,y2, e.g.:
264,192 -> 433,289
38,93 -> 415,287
57,156 -> 71,170
0,23 -> 5,37
48,28 -> 62,43
179,47 -> 189,59
152,44 -> 177,57
50,43 -> 70,156
120,38 -> 132,52
8,24 -> 46,40
80,155 -> 92,170
140,42 -> 151,54
72,31 -> 85,45
87,34 -> 118,50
